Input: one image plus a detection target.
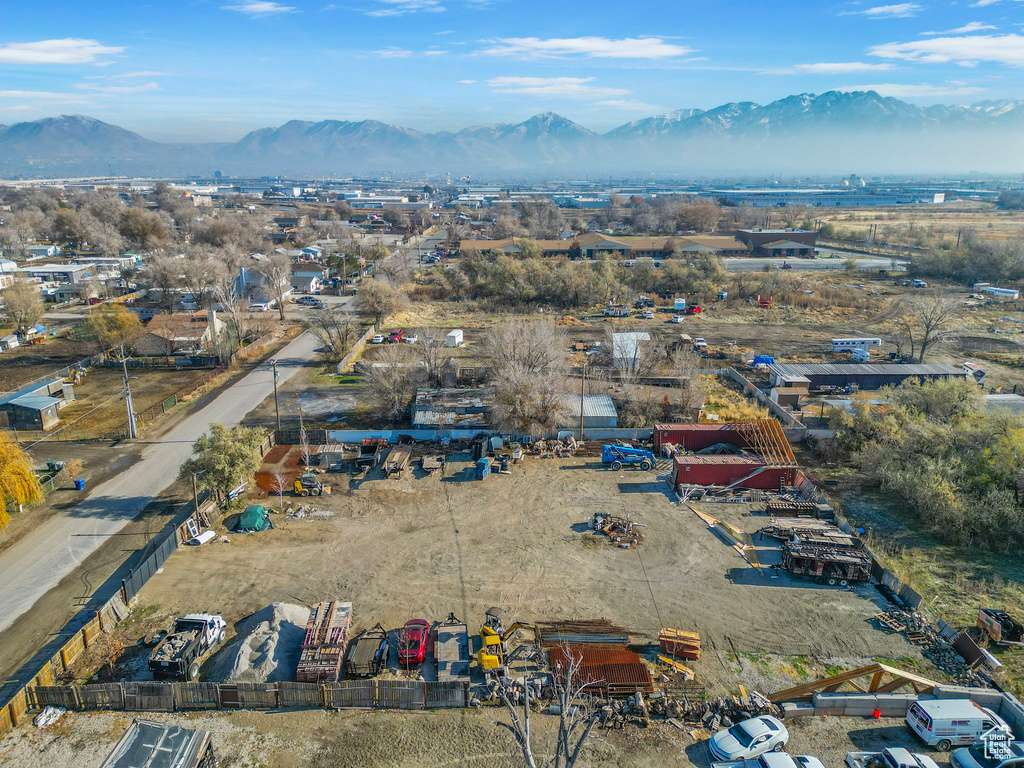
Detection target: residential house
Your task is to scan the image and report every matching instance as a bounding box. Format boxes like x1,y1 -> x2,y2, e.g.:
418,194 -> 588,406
273,215 -> 311,229
25,243 -> 61,260
134,311 -> 224,356
291,262 -> 328,294
235,255 -> 293,304
19,263 -> 93,284
735,228 -> 817,256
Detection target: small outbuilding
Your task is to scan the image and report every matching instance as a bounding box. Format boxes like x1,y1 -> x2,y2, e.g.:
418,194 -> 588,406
445,329 -> 464,348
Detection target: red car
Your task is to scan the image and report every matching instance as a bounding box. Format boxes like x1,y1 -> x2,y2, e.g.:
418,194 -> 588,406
398,619 -> 430,665
387,328 -> 405,344
684,305 -> 703,315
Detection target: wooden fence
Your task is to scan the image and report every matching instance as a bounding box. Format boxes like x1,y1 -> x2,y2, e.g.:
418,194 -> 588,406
30,679 -> 469,714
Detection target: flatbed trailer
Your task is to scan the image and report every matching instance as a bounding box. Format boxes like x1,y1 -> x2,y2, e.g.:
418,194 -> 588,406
781,542 -> 872,586
383,445 -> 412,478
435,613 -> 470,681
296,601 -> 352,683
344,624 -> 390,677
978,608 -> 1024,647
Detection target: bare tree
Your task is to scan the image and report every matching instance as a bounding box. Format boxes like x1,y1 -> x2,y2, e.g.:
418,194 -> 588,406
362,343 -> 421,420
181,249 -> 226,310
1,280 -> 44,336
142,253 -> 183,310
254,250 -> 292,320
268,470 -> 290,510
495,645 -> 599,768
483,319 -> 568,376
304,309 -> 358,362
893,296 -> 961,362
415,329 -> 453,387
357,281 -> 402,326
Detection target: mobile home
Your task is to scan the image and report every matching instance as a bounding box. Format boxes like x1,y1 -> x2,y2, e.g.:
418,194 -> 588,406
831,338 -> 882,353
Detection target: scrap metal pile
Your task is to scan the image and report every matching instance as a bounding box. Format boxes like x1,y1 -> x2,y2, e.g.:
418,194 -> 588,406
536,619 -> 632,646
590,512 -> 645,548
532,435 -> 581,458
875,607 -> 987,686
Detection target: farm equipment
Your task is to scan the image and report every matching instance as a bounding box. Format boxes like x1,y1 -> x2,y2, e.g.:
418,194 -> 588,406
355,438 -> 387,473
602,444 -> 656,471
148,613 -> 227,681
977,608 -> 1024,647
293,473 -> 329,497
477,607 -> 538,676
344,623 -> 390,677
383,445 -> 412,478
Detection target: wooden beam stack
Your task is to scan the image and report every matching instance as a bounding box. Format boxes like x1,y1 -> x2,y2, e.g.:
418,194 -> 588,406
296,601 -> 352,683
659,628 -> 701,660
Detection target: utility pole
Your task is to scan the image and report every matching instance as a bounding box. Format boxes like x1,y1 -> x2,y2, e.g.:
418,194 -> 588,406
271,360 -> 281,431
121,354 -> 137,439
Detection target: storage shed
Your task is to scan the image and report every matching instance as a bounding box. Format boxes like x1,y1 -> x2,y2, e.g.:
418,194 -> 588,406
99,720 -> 217,768
768,363 -> 967,390
561,394 -> 618,429
445,329 -> 464,347
0,378 -> 74,430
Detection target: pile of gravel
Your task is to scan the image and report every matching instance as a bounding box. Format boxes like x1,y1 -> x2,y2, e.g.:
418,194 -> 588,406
209,603 -> 309,683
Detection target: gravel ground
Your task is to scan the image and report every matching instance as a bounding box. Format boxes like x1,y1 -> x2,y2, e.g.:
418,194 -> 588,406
0,710 -> 951,768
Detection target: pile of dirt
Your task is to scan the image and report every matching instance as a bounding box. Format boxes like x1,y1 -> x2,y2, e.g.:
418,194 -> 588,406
209,603 -> 309,683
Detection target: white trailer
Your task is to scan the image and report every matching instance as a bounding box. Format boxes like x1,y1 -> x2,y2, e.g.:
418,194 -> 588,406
831,338 -> 882,353
445,329 -> 464,347
985,287 -> 1020,300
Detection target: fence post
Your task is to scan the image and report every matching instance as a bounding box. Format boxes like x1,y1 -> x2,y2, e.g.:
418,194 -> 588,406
321,685 -> 329,709
72,687 -> 82,711
215,684 -> 222,709
80,625 -> 90,649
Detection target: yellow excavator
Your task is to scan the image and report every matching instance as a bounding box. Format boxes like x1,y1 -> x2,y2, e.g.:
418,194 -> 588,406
477,607 -> 537,675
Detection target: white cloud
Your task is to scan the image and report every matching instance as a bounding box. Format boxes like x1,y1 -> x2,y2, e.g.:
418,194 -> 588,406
923,21 -> 998,34
970,0 -> 1022,6
0,38 -> 124,65
458,79 -> 477,83
477,36 -> 694,60
74,81 -> 161,94
374,47 -> 414,57
486,76 -> 630,99
595,99 -> 665,111
770,61 -> 897,74
435,29 -> 455,34
0,89 -> 91,101
365,0 -> 445,16
837,82 -> 988,97
840,3 -> 921,17
423,50 -> 447,55
223,2 -> 296,16
84,70 -> 169,80
869,33 -> 1024,66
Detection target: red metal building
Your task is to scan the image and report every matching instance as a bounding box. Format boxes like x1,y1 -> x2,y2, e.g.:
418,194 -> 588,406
668,419 -> 799,491
654,423 -> 745,452
673,455 -> 796,490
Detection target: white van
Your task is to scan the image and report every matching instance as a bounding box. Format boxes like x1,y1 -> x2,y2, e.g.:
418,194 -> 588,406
907,700 -> 1011,751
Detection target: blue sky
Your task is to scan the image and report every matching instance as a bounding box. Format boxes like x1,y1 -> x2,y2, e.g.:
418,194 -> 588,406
1,0 -> 1023,141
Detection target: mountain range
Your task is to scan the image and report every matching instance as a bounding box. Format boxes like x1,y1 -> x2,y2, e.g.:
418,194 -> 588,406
2,91 -> 1023,178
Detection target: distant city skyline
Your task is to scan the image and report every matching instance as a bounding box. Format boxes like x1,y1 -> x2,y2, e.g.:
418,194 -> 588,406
2,0 -> 1024,142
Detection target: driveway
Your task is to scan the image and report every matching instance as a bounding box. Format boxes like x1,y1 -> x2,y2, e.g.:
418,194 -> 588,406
0,330 -> 318,634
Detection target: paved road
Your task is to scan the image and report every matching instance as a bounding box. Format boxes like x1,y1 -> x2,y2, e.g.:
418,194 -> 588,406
0,330 -> 318,634
723,254 -> 903,272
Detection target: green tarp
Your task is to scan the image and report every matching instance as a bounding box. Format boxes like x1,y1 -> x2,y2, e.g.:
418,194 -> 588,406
235,504 -> 272,533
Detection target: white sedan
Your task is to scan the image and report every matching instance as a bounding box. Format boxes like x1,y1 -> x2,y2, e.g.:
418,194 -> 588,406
715,753 -> 825,768
670,315 -> 685,323
371,334 -> 386,344
709,715 -> 789,762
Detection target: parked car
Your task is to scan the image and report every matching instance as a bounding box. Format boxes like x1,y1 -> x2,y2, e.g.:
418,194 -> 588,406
694,337 -> 708,349
847,748 -> 940,768
715,752 -> 825,768
952,740 -> 1024,768
907,700 -> 1011,751
404,334 -> 419,345
248,301 -> 274,312
670,315 -> 685,323
294,296 -> 319,305
398,619 -> 431,665
387,329 -> 405,343
371,334 -> 386,344
685,305 -> 703,315
641,310 -> 655,320
709,716 -> 789,762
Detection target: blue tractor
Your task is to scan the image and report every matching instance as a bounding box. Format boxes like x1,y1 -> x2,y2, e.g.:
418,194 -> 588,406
602,444 -> 656,472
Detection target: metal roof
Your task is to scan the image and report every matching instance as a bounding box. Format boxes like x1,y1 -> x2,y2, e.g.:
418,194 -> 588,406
675,454 -> 764,465
769,363 -> 965,377
563,394 -> 617,419
7,394 -> 59,411
100,720 -> 211,768
0,379 -> 64,407
984,394 -> 1024,414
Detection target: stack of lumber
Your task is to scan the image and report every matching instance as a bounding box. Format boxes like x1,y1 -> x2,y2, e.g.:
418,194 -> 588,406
537,619 -> 631,646
659,628 -> 701,660
296,600 -> 352,683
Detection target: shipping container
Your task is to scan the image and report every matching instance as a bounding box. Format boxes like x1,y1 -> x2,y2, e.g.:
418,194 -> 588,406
654,423 -> 745,453
673,454 -> 795,489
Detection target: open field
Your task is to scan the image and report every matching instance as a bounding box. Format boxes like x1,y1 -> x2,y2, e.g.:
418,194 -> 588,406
817,202 -> 1024,243
124,455 -> 922,688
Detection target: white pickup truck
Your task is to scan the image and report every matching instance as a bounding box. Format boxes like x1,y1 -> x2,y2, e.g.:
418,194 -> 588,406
714,753 -> 825,768
846,748 -> 940,768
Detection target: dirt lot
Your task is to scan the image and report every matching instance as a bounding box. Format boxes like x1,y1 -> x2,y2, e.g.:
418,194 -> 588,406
0,336 -> 98,392
0,706 -> 949,768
